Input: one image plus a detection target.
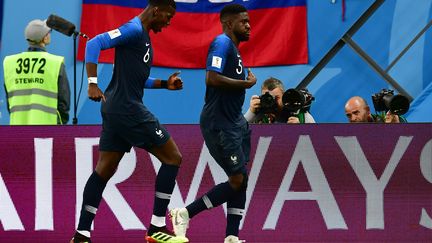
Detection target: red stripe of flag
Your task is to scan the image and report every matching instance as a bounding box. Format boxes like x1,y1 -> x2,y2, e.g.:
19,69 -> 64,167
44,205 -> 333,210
78,4 -> 308,68
242,7 -> 308,67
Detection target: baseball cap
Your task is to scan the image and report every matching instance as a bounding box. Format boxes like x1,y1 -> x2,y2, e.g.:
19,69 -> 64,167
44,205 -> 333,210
24,19 -> 51,42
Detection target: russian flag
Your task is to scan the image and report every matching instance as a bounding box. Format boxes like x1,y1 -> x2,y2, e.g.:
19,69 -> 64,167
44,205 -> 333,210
78,0 -> 308,68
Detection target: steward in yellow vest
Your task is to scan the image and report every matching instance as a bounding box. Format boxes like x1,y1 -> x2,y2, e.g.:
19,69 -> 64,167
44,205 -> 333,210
3,19 -> 70,125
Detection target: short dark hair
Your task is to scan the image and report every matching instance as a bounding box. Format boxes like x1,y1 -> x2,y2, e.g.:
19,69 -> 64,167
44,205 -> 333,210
262,77 -> 284,92
220,4 -> 247,21
149,0 -> 176,9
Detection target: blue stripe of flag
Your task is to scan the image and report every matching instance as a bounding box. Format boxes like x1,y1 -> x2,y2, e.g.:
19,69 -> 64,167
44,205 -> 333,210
83,0 -> 306,13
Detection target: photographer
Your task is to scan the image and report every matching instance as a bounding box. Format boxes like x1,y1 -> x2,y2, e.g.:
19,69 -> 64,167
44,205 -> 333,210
344,94 -> 408,123
244,77 -> 315,124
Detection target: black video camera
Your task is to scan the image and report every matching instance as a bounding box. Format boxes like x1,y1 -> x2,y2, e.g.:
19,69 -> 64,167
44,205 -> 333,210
277,88 -> 315,122
282,88 -> 315,113
258,92 -> 279,114
371,89 -> 410,115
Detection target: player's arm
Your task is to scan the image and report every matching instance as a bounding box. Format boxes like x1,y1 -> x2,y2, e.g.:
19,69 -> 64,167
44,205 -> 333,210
144,72 -> 183,90
85,20 -> 142,101
85,62 -> 104,102
205,37 -> 256,90
206,68 -> 256,90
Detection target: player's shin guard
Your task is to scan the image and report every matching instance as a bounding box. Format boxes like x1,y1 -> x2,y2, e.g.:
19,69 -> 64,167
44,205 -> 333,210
226,189 -> 246,237
186,182 -> 236,218
150,163 -> 179,230
77,171 -> 107,232
153,164 -> 178,217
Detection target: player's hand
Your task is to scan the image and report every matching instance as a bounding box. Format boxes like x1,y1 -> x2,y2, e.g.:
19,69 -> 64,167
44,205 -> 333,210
249,95 -> 260,113
245,68 -> 257,88
167,71 -> 183,90
385,111 -> 400,123
88,83 -> 106,102
287,116 -> 300,124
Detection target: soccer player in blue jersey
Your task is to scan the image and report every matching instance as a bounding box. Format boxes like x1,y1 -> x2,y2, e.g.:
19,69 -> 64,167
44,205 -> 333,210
170,4 -> 256,243
70,0 -> 188,243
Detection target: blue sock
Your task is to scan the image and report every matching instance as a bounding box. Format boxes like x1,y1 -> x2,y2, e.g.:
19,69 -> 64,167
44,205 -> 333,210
226,189 -> 246,237
153,164 -> 179,217
186,182 -> 236,218
77,171 -> 107,231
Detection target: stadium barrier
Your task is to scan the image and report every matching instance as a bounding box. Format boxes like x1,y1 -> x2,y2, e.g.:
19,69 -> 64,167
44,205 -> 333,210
0,124 -> 431,242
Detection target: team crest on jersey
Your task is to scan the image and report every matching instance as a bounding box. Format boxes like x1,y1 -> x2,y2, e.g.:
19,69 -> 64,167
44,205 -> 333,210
108,29 -> 121,39
155,128 -> 164,139
211,56 -> 222,69
230,154 -> 238,165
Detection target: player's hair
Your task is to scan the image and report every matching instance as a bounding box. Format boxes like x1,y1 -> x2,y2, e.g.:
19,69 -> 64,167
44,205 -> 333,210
148,0 -> 176,9
220,3 -> 247,21
262,77 -> 284,92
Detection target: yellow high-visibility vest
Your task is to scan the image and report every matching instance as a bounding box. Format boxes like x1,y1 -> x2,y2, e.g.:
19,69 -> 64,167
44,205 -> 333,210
3,51 -> 64,125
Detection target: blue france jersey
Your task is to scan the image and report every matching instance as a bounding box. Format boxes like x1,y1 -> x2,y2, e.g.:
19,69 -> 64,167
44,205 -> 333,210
86,17 -> 153,115
200,34 -> 247,129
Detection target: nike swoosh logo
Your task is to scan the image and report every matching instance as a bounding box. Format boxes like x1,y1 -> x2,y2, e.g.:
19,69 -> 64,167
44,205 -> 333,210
146,43 -> 150,46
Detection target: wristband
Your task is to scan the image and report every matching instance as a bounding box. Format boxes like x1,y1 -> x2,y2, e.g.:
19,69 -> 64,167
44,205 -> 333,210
88,77 -> 98,84
161,80 -> 168,88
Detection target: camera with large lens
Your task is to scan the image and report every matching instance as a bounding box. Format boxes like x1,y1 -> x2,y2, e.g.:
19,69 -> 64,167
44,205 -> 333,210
371,89 -> 410,115
282,88 -> 314,112
258,91 -> 279,114
279,88 -> 315,121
